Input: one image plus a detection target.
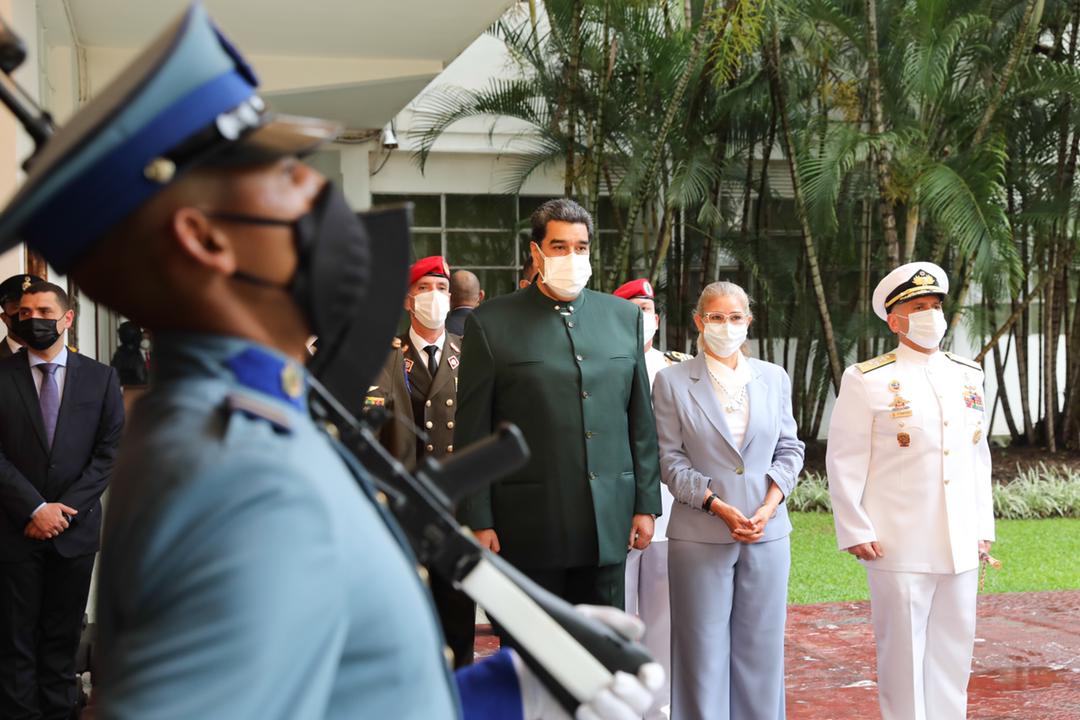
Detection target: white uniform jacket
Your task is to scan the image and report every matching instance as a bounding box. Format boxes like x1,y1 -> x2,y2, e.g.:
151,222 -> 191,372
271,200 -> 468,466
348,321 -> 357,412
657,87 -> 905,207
826,343 -> 994,574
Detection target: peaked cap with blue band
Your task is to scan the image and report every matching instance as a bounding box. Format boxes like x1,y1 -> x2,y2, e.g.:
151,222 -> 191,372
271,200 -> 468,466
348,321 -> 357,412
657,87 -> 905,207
0,3 -> 340,274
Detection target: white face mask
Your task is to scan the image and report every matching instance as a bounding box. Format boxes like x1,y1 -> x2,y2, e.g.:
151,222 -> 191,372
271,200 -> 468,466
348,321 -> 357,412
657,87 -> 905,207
411,290 -> 451,330
902,308 -> 947,350
641,311 -> 657,346
703,322 -> 747,358
536,244 -> 592,299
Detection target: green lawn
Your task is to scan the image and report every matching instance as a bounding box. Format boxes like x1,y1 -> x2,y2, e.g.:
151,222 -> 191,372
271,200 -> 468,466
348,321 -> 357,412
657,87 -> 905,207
788,512 -> 1080,605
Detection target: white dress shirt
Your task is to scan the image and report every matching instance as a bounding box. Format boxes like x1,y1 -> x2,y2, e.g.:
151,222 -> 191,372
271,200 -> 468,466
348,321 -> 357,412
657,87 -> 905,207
704,351 -> 752,448
409,327 -> 445,371
4,335 -> 20,355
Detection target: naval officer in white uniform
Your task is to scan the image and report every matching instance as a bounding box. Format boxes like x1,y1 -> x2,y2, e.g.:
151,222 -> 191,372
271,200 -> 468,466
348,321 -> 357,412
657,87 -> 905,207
826,262 -> 994,720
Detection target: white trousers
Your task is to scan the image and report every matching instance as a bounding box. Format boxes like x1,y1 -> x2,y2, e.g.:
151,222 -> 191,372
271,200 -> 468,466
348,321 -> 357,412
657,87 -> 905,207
866,567 -> 978,720
625,541 -> 670,720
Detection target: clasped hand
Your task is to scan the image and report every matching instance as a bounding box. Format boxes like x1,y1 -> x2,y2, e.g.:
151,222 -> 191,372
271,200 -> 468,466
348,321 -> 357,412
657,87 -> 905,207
712,501 -> 772,543
24,503 -> 77,540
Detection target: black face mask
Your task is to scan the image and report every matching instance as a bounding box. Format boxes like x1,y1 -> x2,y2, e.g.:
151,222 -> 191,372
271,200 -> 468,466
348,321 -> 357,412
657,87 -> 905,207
13,317 -> 62,351
207,182 -> 369,345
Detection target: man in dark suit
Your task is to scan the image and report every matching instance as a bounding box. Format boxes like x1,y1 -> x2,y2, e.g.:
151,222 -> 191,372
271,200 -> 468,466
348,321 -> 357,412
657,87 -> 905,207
0,280 -> 124,719
455,198 -> 662,612
445,270 -> 483,337
0,274 -> 43,359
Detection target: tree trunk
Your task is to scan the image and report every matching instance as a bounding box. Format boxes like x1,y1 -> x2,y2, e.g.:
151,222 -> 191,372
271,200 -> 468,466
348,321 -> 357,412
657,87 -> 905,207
864,0 -> 901,268
767,11 -> 845,391
972,0 -> 1044,146
609,0 -> 717,289
902,203 -> 919,264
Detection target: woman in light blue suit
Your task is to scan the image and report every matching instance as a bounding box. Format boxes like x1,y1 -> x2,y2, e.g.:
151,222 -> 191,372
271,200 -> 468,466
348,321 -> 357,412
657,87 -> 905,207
652,281 -> 804,720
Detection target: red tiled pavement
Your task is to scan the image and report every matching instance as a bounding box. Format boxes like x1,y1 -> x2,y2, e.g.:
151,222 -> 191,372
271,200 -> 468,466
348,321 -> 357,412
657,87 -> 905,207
476,590 -> 1080,719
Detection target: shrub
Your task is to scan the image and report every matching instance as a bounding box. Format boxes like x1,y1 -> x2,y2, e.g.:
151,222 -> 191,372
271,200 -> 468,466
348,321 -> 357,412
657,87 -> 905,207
992,464 -> 1080,519
786,464 -> 1080,519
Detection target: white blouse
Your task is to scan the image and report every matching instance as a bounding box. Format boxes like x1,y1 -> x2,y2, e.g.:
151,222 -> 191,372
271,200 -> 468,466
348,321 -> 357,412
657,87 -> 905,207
704,351 -> 752,448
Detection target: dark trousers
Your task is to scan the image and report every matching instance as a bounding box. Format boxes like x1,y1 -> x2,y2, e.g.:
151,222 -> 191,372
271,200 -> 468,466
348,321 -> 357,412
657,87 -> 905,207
0,546 -> 95,720
495,560 -> 626,647
430,575 -> 477,669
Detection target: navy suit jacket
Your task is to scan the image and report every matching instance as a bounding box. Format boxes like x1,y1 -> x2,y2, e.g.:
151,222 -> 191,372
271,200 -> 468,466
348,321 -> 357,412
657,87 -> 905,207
0,349 -> 124,560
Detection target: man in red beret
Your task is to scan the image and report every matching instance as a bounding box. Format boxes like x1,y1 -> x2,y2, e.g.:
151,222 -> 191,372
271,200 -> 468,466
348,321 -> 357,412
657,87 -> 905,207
612,277 -> 688,719
369,255 -> 474,668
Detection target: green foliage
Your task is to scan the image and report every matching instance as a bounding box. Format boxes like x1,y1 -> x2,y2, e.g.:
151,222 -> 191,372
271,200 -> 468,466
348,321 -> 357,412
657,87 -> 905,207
992,463 -> 1080,519
789,465 -> 1080,519
789,512 -> 1080,604
786,471 -> 833,513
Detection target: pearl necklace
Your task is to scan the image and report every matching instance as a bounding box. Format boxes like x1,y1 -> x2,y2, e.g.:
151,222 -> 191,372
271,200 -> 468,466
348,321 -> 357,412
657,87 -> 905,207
706,365 -> 748,413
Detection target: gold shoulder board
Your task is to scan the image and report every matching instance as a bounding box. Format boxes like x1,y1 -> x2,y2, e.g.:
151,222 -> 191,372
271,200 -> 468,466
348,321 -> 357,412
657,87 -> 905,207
855,352 -> 896,374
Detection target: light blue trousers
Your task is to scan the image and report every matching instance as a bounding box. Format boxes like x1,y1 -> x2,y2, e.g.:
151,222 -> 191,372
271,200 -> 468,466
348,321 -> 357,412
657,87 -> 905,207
668,536 -> 790,720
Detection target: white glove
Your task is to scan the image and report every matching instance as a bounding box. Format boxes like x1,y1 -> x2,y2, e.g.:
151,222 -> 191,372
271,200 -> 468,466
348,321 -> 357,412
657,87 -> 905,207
511,604 -> 665,720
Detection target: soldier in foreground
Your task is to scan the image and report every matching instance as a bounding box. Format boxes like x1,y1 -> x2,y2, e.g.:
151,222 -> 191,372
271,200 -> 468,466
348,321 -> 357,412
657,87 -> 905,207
0,6 -> 660,719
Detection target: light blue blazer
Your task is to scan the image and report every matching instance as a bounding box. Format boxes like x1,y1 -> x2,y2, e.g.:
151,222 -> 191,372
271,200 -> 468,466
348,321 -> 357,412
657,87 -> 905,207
652,354 -> 805,544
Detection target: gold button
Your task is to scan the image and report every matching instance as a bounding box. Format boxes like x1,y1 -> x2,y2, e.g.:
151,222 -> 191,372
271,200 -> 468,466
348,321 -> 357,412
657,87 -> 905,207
944,478 -> 950,485
447,445 -> 454,453
416,564 -> 430,585
899,422 -> 905,428
585,431 -> 594,439
425,400 -> 432,408
735,467 -> 744,475
943,420 -> 949,427
568,321 -> 575,328
443,646 -> 455,667
426,444 -> 434,452
554,305 -> 561,310
447,421 -> 455,429
425,421 -> 434,429
375,491 -> 389,507
944,449 -> 950,456
446,399 -> 454,407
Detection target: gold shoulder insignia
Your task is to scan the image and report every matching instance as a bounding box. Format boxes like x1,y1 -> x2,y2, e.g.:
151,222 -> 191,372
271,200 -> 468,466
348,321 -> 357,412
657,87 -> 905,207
855,352 -> 896,374
664,350 -> 692,363
944,351 -> 981,371
391,337 -> 402,349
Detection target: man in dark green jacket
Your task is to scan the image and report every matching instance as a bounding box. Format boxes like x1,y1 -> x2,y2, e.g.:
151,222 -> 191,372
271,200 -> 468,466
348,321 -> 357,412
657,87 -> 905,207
455,198 -> 662,610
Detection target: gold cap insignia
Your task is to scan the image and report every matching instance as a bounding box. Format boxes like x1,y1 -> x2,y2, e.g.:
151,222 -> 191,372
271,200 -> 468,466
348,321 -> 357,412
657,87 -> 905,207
912,270 -> 936,286
21,276 -> 31,291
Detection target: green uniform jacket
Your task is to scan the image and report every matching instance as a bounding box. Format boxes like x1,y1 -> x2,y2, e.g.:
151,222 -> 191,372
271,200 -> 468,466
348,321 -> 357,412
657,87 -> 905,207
455,283 -> 662,569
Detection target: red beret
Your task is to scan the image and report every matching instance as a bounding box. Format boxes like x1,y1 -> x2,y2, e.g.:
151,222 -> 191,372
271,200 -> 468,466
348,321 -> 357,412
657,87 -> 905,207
409,256 -> 450,288
613,278 -> 654,301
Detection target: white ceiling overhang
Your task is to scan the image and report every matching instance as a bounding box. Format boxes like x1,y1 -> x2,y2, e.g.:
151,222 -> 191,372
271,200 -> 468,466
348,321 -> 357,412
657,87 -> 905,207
38,0 -> 514,131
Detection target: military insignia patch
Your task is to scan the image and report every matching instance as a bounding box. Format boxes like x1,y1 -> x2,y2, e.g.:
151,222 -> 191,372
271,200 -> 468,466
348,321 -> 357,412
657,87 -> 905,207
888,379 -> 901,393
404,358 -> 414,374
972,429 -> 983,444
963,385 -> 984,411
280,364 -> 303,399
448,355 -> 459,370
890,394 -> 912,418
897,432 -> 911,448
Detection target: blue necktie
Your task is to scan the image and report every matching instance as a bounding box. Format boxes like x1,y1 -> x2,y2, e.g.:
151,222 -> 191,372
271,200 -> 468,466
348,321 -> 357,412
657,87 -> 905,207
38,363 -> 60,448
